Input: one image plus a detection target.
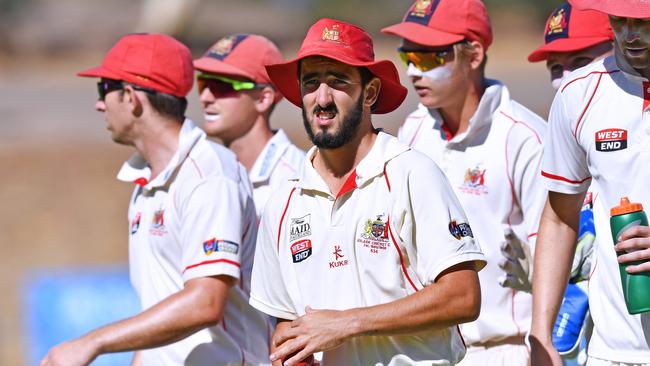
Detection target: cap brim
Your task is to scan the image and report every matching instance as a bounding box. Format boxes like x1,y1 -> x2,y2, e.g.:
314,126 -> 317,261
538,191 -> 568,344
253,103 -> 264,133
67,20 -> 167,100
381,22 -> 465,47
266,50 -> 407,115
193,57 -> 256,81
527,37 -> 613,62
569,0 -> 650,18
77,65 -> 122,79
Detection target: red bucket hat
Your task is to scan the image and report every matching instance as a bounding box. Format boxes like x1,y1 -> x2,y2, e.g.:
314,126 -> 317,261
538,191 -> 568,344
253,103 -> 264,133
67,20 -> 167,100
77,33 -> 193,98
265,18 -> 407,114
381,0 -> 493,50
528,2 -> 613,62
569,0 -> 650,19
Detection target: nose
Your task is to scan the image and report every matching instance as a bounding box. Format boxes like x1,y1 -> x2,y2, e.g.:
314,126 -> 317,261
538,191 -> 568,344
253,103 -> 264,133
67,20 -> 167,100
95,100 -> 106,112
199,85 -> 215,105
314,82 -> 333,108
622,18 -> 642,43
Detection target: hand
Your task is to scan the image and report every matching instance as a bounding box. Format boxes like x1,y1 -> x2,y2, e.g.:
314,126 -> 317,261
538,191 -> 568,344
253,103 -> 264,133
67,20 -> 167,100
529,335 -> 564,366
270,307 -> 353,366
615,225 -> 650,273
498,228 -> 533,292
40,337 -> 99,366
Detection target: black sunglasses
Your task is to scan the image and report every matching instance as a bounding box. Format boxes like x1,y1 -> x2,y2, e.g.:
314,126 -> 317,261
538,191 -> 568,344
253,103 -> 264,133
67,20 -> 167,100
96,79 -> 157,101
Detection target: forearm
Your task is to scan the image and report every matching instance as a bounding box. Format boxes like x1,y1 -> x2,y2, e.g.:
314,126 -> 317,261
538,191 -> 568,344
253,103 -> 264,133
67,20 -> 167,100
85,275 -> 233,354
347,261 -> 480,337
531,195 -> 582,342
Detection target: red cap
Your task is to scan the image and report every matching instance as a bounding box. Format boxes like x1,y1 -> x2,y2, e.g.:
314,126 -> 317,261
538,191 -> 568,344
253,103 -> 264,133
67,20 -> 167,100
381,0 -> 493,50
265,18 -> 407,114
77,33 -> 193,98
528,2 -> 613,62
569,0 -> 650,19
194,34 -> 283,85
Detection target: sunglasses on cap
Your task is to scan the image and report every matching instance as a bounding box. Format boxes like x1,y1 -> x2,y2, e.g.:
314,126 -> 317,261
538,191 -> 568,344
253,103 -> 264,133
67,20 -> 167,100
397,42 -> 463,72
96,79 -> 156,101
196,73 -> 271,96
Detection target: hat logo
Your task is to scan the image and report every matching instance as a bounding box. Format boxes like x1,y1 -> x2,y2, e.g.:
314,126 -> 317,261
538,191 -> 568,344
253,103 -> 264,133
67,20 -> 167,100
213,36 -> 235,56
410,0 -> 432,17
322,25 -> 341,42
547,8 -> 567,36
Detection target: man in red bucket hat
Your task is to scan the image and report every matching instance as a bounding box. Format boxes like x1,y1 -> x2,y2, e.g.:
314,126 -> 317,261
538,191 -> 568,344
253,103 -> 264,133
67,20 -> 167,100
194,34 -> 305,219
41,33 -> 269,366
531,0 -> 650,365
382,1 -> 547,364
249,18 -> 486,366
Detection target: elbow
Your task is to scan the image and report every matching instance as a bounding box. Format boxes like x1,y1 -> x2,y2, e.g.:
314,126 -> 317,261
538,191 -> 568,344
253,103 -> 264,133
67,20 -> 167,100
456,277 -> 482,324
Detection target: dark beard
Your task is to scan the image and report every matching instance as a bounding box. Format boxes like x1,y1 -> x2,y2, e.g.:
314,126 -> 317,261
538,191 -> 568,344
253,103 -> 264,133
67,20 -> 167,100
301,93 -> 363,149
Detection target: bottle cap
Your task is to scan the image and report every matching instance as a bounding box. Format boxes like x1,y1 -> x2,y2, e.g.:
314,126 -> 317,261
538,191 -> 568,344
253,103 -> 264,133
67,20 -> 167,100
610,196 -> 644,216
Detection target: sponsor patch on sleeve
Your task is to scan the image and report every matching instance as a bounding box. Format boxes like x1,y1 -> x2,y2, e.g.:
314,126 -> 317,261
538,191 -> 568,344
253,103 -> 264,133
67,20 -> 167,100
203,238 -> 240,255
449,220 -> 473,240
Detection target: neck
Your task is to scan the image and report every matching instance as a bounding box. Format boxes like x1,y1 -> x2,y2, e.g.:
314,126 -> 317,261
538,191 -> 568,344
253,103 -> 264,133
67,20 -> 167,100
437,76 -> 485,137
134,117 -> 182,180
228,117 -> 274,171
615,47 -> 650,80
312,120 -> 376,195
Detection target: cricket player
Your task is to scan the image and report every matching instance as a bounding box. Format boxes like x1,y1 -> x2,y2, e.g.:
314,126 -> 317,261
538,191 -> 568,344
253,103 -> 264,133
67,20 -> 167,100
250,18 -> 486,366
382,1 -> 547,364
41,33 -> 270,366
528,3 -> 613,362
531,0 -> 650,365
194,34 -> 305,218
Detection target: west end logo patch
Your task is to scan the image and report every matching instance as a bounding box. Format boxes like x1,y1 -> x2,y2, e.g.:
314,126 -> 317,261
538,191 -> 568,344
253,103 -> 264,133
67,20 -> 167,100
203,238 -> 239,256
449,220 -> 473,240
595,128 -> 627,152
290,214 -> 311,241
291,239 -> 312,263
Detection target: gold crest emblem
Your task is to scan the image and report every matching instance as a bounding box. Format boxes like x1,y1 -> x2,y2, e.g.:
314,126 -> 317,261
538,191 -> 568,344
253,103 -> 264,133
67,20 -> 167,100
547,8 -> 566,35
213,36 -> 235,56
322,25 -> 340,42
411,0 -> 432,17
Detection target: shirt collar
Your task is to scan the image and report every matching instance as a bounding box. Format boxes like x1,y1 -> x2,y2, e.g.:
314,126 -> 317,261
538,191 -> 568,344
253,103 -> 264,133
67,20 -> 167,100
116,118 -> 205,188
297,131 -> 409,195
249,129 -> 293,183
429,79 -> 504,144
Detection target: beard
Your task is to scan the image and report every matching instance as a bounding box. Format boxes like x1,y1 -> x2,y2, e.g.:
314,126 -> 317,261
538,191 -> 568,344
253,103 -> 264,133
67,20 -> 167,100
301,93 -> 364,149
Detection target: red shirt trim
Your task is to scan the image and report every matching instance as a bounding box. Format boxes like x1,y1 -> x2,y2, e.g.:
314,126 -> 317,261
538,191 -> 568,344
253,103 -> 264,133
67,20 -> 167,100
336,170 -> 357,199
277,187 -> 297,252
183,258 -> 240,273
541,170 -> 591,185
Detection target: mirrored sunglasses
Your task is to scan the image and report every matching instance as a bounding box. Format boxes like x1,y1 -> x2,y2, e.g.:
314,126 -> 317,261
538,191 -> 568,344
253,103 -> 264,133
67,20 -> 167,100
397,44 -> 458,72
197,73 -> 271,96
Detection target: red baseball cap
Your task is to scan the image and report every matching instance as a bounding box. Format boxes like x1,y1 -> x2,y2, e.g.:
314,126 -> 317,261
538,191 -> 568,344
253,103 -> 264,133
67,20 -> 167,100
265,18 -> 407,114
528,2 -> 613,62
381,0 -> 493,50
193,34 -> 283,85
77,33 -> 193,98
569,0 -> 650,19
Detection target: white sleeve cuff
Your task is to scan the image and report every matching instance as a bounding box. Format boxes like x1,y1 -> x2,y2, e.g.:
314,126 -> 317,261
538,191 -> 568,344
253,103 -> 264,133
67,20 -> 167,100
249,296 -> 298,321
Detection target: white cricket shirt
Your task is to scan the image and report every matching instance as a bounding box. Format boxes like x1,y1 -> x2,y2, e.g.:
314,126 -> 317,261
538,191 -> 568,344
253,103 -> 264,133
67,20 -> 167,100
398,81 -> 547,345
249,129 -> 305,218
542,56 -> 650,363
250,132 -> 486,366
118,119 -> 271,366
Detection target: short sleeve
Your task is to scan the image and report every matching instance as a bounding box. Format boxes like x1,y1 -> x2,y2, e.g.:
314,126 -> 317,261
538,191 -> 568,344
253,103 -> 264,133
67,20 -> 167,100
398,155 -> 486,286
249,190 -> 299,320
180,177 -> 243,282
542,90 -> 591,193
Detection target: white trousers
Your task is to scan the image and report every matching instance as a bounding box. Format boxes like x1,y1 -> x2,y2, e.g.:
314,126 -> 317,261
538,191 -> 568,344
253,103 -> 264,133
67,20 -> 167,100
455,344 -> 528,366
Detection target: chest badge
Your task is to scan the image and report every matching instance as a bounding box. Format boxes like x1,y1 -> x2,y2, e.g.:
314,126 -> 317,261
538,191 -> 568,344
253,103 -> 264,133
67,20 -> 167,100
595,128 -> 627,152
459,164 -> 488,195
150,208 -> 167,236
329,245 -> 349,268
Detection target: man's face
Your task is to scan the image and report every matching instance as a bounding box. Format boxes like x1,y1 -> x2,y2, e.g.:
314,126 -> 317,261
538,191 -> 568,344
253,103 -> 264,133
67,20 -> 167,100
198,74 -> 261,145
95,79 -> 135,146
610,16 -> 650,77
398,39 -> 467,109
546,41 -> 613,90
299,57 -> 366,149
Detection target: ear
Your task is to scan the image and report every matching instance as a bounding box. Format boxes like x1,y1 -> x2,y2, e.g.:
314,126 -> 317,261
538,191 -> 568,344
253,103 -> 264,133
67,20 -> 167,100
467,40 -> 485,71
122,85 -> 144,117
363,77 -> 381,110
254,86 -> 277,115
